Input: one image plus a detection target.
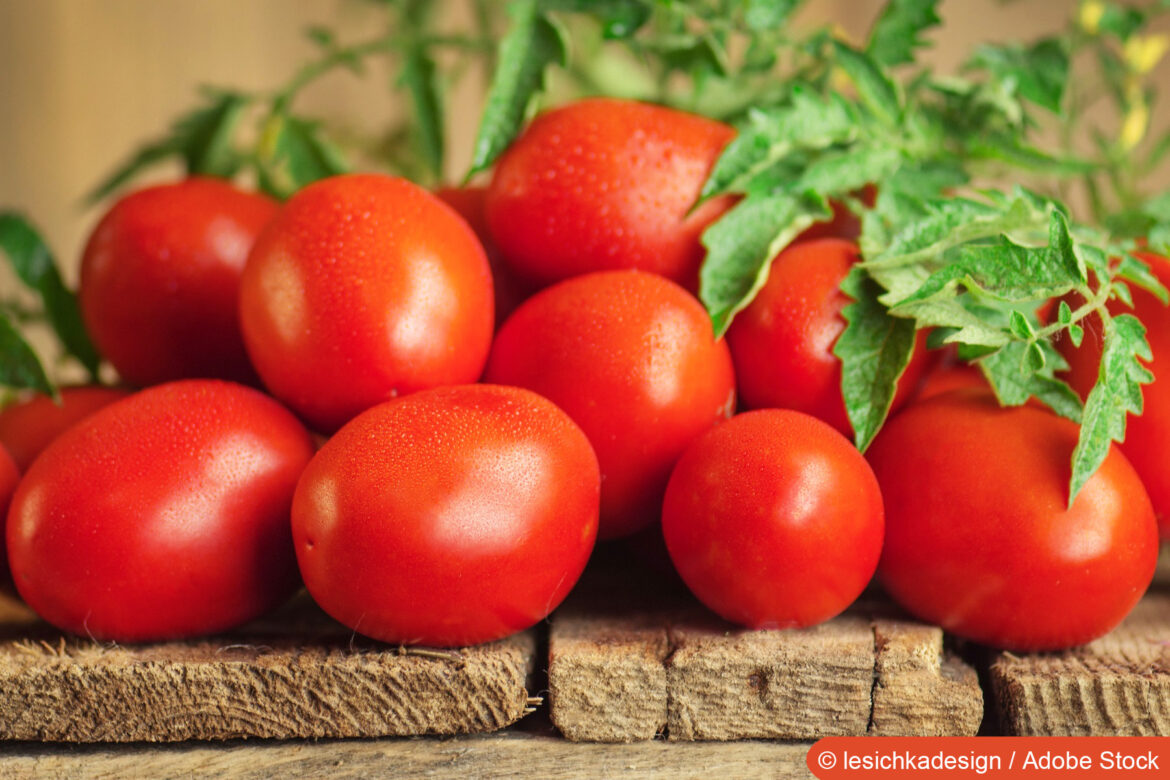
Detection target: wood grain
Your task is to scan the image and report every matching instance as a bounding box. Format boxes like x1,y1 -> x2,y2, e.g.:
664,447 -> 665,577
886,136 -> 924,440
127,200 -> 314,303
991,586 -> 1170,736
0,594 -> 537,742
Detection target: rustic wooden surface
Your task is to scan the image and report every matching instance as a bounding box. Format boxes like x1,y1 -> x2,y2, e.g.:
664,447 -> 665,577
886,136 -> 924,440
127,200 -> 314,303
0,732 -> 814,780
548,553 -> 983,742
991,583 -> 1170,736
0,594 -> 537,742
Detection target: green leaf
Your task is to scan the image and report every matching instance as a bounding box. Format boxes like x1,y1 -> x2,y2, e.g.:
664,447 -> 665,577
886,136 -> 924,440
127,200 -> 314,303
867,0 -> 941,67
832,41 -> 902,126
0,313 -> 54,396
700,191 -> 832,336
1097,3 -> 1145,41
399,44 -> 445,182
0,213 -> 100,379
795,144 -> 902,197
467,0 -> 567,177
743,0 -> 799,30
257,115 -> 349,199
1117,252 -> 1170,304
1069,313 -> 1153,504
541,0 -> 651,38
699,87 -> 858,201
967,38 -> 1069,113
966,133 -> 1095,175
978,340 -> 1083,420
834,267 -> 918,450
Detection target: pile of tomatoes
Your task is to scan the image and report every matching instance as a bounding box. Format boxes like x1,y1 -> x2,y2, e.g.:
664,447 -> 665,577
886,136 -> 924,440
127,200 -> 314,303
0,98 -> 1164,653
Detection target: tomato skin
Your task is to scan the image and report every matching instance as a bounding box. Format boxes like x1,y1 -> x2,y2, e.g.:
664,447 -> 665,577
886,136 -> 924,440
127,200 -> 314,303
485,98 -> 735,290
0,448 -> 17,586
1057,251 -> 1170,537
239,174 -> 494,433
485,270 -> 736,540
0,386 -> 131,471
662,410 -> 883,629
868,390 -> 1158,651
914,363 -> 987,402
291,384 -> 599,647
79,178 -> 278,386
7,380 -> 314,642
726,238 -> 928,436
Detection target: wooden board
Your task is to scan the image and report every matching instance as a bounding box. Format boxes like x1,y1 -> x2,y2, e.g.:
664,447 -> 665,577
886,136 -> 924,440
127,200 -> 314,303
991,584 -> 1170,736
0,594 -> 537,742
547,556 -> 983,742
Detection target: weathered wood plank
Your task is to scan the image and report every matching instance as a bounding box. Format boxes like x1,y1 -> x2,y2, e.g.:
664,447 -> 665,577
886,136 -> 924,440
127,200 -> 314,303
0,594 -> 536,742
991,586 -> 1170,736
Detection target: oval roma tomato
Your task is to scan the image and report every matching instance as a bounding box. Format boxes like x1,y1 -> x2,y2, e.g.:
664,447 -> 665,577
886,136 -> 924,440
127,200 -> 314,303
726,238 -> 929,437
7,380 -> 314,641
868,390 -> 1158,651
1057,251 -> 1170,537
663,410 -> 883,629
240,174 -> 494,433
0,447 -> 18,586
485,97 -> 735,290
485,270 -> 736,540
292,384 -> 599,647
0,385 -> 130,471
79,178 -> 278,386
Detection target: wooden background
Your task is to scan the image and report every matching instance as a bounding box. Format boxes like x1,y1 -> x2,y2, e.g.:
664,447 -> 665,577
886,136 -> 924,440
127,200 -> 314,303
0,0 -> 1151,283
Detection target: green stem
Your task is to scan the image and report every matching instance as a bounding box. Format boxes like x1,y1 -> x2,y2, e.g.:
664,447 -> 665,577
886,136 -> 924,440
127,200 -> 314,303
1033,281 -> 1111,341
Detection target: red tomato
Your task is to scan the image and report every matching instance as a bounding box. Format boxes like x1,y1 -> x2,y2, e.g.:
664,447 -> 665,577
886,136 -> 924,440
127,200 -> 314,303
796,185 -> 876,243
485,98 -> 736,290
435,185 -> 531,325
0,447 -> 17,586
914,363 -> 987,401
485,270 -> 736,540
7,380 -> 314,641
0,385 -> 130,471
662,410 -> 883,629
726,238 -> 929,437
79,178 -> 278,386
239,174 -> 494,433
868,389 -> 1158,651
1057,251 -> 1170,537
291,384 -> 599,647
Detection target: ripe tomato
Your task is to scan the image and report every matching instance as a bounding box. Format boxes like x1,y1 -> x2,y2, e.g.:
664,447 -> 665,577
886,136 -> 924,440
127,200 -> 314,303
292,384 -> 599,647
726,238 -> 929,437
79,178 -> 278,386
485,98 -> 736,290
1057,251 -> 1170,537
0,385 -> 130,471
485,270 -> 736,540
868,389 -> 1158,651
239,174 -> 494,433
0,447 -> 17,586
435,185 -> 531,325
914,363 -> 986,401
662,410 -> 883,629
7,380 -> 314,641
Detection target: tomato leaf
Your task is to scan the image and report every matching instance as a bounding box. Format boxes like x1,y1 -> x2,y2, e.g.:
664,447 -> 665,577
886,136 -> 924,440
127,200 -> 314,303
700,190 -> 831,336
399,44 -> 445,182
966,38 -> 1069,113
541,0 -> 651,39
256,115 -> 349,199
867,0 -> 941,67
1117,252 -> 1170,304
0,313 -> 54,397
979,340 -> 1083,421
835,267 -> 917,451
467,0 -> 568,178
0,213 -> 100,380
743,0 -> 799,31
831,41 -> 902,127
1069,312 -> 1153,505
794,143 -> 902,196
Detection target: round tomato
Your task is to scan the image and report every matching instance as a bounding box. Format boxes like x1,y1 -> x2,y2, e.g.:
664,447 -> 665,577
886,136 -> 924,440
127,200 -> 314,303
663,410 -> 883,629
726,238 -> 929,437
914,363 -> 987,402
7,380 -> 314,641
485,97 -> 735,290
1057,251 -> 1170,537
79,178 -> 278,386
291,384 -> 599,647
0,447 -> 17,586
240,174 -> 494,433
485,270 -> 736,540
0,385 -> 130,471
868,389 -> 1158,651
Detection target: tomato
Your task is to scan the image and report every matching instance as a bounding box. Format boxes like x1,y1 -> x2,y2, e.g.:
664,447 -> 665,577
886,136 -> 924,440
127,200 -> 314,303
291,384 -> 599,647
485,270 -> 736,540
1057,251 -> 1170,537
239,174 -> 494,433
914,363 -> 987,401
0,385 -> 130,471
0,447 -> 17,586
796,185 -> 876,243
79,178 -> 278,386
485,98 -> 735,290
868,389 -> 1158,651
726,238 -> 929,437
662,409 -> 883,629
435,185 -> 531,325
7,380 -> 314,641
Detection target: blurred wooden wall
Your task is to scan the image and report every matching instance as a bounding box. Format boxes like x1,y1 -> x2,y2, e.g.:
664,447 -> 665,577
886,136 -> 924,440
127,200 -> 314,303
0,0 -> 1112,284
